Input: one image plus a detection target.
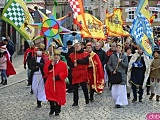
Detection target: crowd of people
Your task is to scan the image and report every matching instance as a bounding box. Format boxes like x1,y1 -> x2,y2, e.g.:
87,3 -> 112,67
1,36 -> 160,116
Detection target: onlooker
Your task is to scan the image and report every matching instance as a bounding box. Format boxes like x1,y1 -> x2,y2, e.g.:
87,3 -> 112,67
0,45 -> 16,85
4,37 -> 15,62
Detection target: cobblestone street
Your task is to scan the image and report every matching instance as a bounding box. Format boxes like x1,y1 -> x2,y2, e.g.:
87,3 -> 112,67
0,55 -> 159,120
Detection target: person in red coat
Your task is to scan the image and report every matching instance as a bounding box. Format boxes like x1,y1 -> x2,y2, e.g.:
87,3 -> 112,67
44,49 -> 68,116
86,43 -> 105,101
0,45 -> 16,85
68,41 -> 89,106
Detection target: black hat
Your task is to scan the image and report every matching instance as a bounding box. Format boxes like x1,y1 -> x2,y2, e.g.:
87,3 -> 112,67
153,47 -> 160,54
66,40 -> 73,45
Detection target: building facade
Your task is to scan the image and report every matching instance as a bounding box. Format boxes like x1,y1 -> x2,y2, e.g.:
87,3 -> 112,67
120,0 -> 160,36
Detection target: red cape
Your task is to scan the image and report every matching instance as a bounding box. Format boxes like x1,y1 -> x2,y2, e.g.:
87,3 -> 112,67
5,53 -> 16,76
44,60 -> 68,105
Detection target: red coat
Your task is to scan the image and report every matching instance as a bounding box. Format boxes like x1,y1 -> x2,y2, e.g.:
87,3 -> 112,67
44,60 -> 68,105
69,51 -> 89,84
5,53 -> 16,76
88,51 -> 104,93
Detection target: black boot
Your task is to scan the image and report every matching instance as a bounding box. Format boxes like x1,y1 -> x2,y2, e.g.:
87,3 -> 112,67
3,80 -> 7,85
1,78 -> 4,84
146,86 -> 150,95
37,99 -> 41,108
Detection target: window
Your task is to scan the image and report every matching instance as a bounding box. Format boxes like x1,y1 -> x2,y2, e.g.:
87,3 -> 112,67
128,11 -> 135,20
151,11 -> 158,19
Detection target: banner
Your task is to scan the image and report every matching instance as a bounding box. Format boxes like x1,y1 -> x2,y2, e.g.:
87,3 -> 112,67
130,0 -> 154,58
1,0 -> 35,40
105,8 -> 129,37
79,13 -> 105,39
68,0 -> 90,34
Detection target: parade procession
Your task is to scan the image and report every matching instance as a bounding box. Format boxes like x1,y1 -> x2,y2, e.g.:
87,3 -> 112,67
0,0 -> 160,120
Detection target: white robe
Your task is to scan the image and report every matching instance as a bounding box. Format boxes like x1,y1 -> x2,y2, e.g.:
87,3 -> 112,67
111,84 -> 128,106
32,57 -> 46,102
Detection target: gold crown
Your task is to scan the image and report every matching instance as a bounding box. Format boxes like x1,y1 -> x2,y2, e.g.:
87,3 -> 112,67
54,49 -> 61,55
39,43 -> 45,49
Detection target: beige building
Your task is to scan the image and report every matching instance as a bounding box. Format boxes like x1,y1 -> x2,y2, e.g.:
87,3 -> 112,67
120,0 -> 160,36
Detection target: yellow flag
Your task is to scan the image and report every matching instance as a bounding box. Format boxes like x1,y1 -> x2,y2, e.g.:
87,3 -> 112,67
105,8 -> 129,37
77,13 -> 105,39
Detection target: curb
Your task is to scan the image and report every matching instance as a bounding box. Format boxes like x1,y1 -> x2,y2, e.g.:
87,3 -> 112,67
0,78 -> 27,90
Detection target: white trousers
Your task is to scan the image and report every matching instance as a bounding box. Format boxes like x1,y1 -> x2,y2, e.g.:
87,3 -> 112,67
150,79 -> 160,95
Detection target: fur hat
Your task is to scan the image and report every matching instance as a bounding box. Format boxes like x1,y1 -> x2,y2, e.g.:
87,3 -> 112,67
66,40 -> 73,45
153,47 -> 160,54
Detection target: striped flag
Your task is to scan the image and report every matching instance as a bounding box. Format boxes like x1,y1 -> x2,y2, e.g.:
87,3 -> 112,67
1,0 -> 35,40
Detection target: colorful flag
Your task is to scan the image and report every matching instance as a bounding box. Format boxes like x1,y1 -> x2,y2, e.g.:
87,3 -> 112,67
1,0 -> 35,40
105,8 -> 129,37
130,0 -> 154,58
80,13 -> 106,39
68,0 -> 90,34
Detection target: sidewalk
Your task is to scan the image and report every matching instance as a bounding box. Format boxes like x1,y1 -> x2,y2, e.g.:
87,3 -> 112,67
0,55 -> 27,88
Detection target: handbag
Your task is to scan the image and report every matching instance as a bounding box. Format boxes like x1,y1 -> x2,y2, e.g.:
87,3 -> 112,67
109,72 -> 122,84
109,54 -> 123,84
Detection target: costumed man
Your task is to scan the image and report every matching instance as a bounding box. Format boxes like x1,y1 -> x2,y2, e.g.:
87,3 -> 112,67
44,49 -> 68,116
68,41 -> 89,106
0,45 -> 16,85
127,46 -> 152,102
149,48 -> 160,101
28,48 -> 46,108
23,41 -> 37,87
85,42 -> 104,101
107,43 -> 128,108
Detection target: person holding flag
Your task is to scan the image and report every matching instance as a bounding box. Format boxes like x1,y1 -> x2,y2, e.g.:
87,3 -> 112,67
127,46 -> 152,102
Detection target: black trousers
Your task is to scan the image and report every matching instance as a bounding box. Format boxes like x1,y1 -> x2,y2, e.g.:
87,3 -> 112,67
67,69 -> 73,90
90,89 -> 95,100
49,101 -> 61,114
73,82 -> 89,104
132,83 -> 144,100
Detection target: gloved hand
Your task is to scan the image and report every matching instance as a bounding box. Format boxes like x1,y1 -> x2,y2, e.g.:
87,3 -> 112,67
24,63 -> 26,69
48,64 -> 53,70
137,62 -> 142,67
132,62 -> 135,67
55,75 -> 60,81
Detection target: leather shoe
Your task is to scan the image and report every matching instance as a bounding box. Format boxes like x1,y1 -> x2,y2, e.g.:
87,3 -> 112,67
132,99 -> 137,103
72,103 -> 78,106
86,100 -> 89,104
115,105 -> 123,108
